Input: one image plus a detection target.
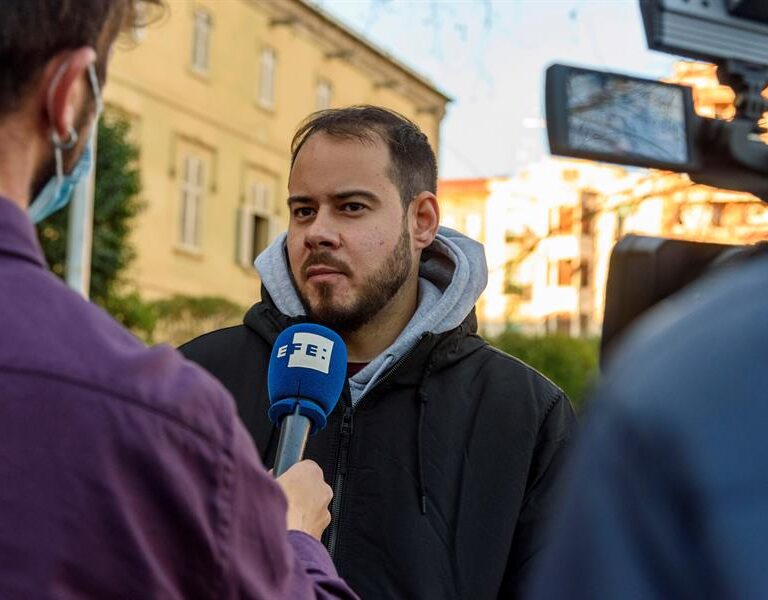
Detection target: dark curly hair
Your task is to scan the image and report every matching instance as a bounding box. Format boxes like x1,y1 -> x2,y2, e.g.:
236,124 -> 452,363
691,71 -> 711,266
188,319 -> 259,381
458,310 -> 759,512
0,0 -> 164,116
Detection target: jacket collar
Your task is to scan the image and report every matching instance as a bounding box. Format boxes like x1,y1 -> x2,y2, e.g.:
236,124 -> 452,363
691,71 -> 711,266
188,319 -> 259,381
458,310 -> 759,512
0,196 -> 47,269
243,287 -> 485,384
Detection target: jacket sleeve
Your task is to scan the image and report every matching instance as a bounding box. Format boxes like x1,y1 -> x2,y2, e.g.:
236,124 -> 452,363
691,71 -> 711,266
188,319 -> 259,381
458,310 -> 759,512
497,390 -> 577,598
525,387 -> 705,600
225,415 -> 359,599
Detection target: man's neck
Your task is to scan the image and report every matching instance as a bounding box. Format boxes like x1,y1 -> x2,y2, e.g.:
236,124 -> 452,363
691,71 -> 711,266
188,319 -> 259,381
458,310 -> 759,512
343,276 -> 419,362
0,116 -> 38,211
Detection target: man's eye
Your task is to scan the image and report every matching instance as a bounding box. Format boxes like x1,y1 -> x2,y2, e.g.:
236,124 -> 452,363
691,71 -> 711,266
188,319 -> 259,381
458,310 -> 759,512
341,203 -> 366,213
293,207 -> 315,218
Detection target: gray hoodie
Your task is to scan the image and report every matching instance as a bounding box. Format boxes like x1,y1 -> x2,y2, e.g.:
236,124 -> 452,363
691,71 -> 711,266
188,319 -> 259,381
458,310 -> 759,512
255,226 -> 488,405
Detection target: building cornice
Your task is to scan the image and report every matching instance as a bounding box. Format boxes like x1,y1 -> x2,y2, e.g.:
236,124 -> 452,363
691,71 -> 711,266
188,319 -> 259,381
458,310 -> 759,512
248,0 -> 452,118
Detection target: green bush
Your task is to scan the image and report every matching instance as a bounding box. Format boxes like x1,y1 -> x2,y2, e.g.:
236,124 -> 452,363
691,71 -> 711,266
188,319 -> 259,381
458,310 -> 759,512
489,330 -> 600,412
150,295 -> 245,346
37,117 -> 143,308
102,291 -> 158,343
33,117 -> 246,347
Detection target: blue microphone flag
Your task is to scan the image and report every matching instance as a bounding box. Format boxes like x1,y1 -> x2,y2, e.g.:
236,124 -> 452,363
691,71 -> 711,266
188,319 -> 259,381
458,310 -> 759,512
267,323 -> 347,433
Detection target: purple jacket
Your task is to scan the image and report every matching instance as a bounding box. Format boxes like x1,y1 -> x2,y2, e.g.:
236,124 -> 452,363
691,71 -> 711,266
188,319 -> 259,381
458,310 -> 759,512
0,196 -> 357,599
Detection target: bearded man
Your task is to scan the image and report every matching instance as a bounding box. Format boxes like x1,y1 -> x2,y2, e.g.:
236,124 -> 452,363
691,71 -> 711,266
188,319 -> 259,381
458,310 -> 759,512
181,106 -> 577,599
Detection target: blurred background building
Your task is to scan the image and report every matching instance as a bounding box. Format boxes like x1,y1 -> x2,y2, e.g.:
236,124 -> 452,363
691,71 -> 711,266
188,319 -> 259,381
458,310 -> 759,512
104,0 -> 449,307
440,60 -> 768,338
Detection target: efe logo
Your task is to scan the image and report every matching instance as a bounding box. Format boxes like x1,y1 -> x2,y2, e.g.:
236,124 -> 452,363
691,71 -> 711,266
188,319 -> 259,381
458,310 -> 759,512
277,332 -> 334,374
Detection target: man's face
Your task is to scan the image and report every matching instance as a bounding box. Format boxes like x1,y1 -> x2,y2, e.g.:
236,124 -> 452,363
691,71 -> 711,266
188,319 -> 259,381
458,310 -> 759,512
287,132 -> 414,333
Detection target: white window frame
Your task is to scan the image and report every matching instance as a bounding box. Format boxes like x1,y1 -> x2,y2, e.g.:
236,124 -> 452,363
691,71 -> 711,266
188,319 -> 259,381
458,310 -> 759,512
191,9 -> 212,74
179,154 -> 205,251
315,79 -> 333,110
238,181 -> 278,266
131,3 -> 147,42
258,47 -> 277,109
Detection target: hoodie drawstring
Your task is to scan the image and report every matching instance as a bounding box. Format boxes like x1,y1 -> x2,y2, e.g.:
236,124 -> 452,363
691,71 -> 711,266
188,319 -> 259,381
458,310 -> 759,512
416,362 -> 433,516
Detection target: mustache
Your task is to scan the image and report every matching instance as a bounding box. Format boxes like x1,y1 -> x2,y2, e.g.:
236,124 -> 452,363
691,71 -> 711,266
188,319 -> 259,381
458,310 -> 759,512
301,252 -> 352,278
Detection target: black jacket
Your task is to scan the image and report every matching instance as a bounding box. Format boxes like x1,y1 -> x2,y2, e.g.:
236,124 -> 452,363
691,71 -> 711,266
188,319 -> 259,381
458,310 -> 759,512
180,293 -> 577,599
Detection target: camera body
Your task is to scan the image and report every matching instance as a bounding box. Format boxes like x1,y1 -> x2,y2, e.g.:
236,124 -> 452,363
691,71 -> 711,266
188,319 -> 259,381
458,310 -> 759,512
641,0 -> 768,67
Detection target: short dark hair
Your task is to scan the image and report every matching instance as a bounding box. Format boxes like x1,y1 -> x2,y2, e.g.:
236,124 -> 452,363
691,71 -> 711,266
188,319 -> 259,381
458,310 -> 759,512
0,0 -> 164,117
291,105 -> 438,206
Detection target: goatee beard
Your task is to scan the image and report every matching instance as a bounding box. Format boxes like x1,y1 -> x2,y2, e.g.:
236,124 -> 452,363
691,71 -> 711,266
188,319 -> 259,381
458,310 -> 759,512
299,224 -> 412,334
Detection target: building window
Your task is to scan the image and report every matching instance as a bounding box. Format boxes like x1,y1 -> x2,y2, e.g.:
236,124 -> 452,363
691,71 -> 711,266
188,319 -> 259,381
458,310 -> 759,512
580,191 -> 598,235
556,314 -> 571,335
548,261 -> 557,286
562,169 -> 579,182
580,260 -> 590,288
131,2 -> 148,42
558,260 -> 574,286
316,79 -> 333,110
711,203 -> 724,227
179,154 -> 205,250
546,314 -> 572,335
258,47 -> 277,109
579,313 -> 591,336
191,10 -> 212,73
559,206 -> 574,234
548,260 -> 574,286
238,180 -> 276,266
549,206 -> 575,235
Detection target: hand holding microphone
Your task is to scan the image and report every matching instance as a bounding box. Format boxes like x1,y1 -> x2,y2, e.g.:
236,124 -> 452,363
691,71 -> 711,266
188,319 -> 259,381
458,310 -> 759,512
267,324 -> 347,538
275,460 -> 333,539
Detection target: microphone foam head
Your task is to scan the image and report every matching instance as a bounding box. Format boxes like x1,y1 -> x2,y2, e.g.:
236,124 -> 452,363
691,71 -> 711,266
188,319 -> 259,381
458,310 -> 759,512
267,323 -> 347,433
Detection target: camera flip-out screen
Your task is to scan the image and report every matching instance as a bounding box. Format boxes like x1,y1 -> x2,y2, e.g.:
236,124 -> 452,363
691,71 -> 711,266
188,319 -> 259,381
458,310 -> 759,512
546,64 -> 701,172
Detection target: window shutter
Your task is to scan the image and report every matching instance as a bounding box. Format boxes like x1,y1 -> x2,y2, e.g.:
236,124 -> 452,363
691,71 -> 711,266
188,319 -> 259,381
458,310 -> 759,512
237,205 -> 254,267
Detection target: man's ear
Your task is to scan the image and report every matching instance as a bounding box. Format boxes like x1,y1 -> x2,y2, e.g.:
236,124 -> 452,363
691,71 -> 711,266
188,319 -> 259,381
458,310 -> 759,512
409,191 -> 440,251
37,47 -> 96,141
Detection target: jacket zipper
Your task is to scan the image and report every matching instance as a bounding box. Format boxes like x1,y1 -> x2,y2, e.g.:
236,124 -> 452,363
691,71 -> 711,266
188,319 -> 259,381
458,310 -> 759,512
324,335 -> 430,559
325,404 -> 353,559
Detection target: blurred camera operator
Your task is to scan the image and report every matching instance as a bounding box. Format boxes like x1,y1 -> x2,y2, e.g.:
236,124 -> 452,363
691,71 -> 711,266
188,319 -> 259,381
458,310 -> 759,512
527,251 -> 768,599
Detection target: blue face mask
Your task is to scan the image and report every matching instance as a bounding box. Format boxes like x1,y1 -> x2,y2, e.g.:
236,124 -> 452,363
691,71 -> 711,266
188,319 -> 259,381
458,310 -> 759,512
29,62 -> 103,224
28,138 -> 94,224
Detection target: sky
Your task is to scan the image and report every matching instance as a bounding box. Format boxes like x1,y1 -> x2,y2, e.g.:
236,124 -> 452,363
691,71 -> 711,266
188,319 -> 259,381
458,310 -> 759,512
311,0 -> 680,179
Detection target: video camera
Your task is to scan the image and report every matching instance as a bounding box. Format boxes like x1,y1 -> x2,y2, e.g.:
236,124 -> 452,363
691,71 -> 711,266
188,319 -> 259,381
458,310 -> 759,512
545,0 -> 768,364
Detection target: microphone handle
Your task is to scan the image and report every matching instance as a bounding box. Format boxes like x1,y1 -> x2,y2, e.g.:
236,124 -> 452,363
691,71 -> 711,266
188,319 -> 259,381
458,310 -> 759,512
273,405 -> 311,477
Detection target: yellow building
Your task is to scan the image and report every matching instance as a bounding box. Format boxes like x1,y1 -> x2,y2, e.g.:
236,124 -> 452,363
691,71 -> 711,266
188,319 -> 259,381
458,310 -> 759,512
105,0 -> 449,307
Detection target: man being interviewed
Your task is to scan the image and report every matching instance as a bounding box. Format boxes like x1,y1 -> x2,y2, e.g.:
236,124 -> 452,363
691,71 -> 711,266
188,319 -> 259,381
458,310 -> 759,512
181,106 -> 576,599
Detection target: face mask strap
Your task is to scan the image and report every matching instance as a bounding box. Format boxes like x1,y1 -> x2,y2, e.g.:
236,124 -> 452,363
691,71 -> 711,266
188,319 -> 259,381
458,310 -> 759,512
30,55 -> 101,224
47,57 -> 101,182
51,126 -> 78,181
86,63 -> 104,116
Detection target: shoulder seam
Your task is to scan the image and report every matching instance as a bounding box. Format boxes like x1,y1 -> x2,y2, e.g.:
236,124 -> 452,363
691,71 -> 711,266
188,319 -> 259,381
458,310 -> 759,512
481,345 -> 564,390
179,324 -> 248,349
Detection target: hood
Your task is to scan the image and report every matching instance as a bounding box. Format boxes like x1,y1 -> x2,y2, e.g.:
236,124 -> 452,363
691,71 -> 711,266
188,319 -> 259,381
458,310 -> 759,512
254,226 -> 488,404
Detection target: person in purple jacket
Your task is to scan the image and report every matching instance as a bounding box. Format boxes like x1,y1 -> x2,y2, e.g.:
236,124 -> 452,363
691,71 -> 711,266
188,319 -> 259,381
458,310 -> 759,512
0,2 -> 357,598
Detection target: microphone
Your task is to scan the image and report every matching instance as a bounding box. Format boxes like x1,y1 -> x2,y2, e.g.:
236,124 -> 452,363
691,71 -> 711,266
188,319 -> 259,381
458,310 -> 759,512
267,323 -> 347,477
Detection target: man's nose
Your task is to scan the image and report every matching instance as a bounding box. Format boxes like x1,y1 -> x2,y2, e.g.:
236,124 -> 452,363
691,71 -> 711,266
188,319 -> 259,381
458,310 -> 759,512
304,209 -> 341,250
